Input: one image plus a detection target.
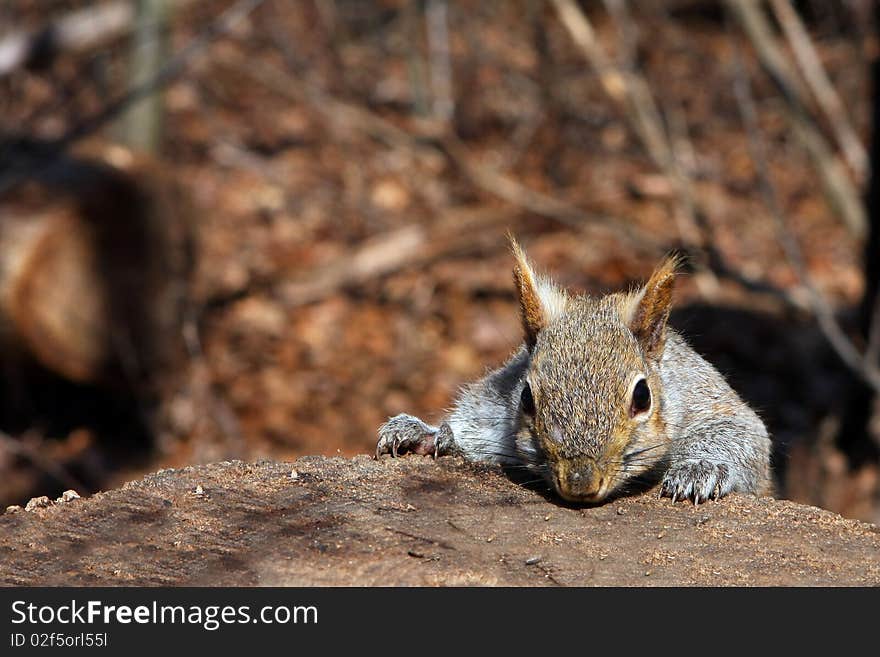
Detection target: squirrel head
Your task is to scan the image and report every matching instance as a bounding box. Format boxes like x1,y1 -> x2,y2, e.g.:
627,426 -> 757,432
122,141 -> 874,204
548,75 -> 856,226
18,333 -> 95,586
511,238 -> 681,503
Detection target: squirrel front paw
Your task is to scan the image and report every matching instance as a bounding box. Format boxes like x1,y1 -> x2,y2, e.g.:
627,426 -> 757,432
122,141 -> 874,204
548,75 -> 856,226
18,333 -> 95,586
660,459 -> 732,505
376,414 -> 456,459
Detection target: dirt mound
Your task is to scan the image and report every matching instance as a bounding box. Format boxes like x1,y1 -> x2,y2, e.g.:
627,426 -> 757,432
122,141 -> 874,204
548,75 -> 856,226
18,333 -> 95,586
1,456 -> 878,586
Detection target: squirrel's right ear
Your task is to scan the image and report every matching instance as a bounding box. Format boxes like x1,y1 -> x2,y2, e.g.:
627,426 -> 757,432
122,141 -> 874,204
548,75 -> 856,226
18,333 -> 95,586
510,237 -> 568,348
626,254 -> 682,359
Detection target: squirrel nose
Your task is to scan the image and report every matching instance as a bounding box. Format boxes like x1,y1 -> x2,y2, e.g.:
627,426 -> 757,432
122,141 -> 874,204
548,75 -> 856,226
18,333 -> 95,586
562,462 -> 605,499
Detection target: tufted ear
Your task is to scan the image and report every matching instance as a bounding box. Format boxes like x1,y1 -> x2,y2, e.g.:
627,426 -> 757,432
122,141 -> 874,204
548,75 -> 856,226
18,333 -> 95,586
510,237 -> 568,348
626,255 -> 682,360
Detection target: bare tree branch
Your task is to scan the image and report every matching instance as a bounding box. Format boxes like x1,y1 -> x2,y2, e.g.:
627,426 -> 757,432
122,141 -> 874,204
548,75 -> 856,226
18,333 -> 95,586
121,0 -> 172,154
0,1 -> 133,77
0,0 -> 266,195
725,0 -> 867,238
731,44 -> 880,392
0,430 -> 86,494
768,0 -> 867,181
215,47 -> 664,254
550,0 -> 721,297
602,0 -> 638,73
426,0 -> 454,123
550,0 -> 672,174
214,5 -> 806,313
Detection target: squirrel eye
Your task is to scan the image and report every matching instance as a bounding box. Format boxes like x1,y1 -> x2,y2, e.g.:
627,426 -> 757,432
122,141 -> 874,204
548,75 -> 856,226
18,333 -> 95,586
630,378 -> 651,416
521,383 -> 536,417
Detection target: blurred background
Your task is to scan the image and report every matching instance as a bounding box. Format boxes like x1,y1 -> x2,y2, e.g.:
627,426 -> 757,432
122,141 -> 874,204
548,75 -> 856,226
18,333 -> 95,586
1,0 -> 879,522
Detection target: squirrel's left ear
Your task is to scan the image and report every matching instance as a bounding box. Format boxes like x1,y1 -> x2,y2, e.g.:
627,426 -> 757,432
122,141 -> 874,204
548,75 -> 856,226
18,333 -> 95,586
626,254 -> 682,359
510,237 -> 568,348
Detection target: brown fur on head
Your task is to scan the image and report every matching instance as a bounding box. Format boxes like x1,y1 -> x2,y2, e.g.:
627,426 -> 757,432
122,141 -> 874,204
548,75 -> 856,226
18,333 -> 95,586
511,239 -> 682,502
625,253 -> 682,359
510,237 -> 569,347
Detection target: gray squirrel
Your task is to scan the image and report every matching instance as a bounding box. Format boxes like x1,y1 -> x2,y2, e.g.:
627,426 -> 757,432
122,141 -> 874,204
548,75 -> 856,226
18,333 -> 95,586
376,239 -> 772,504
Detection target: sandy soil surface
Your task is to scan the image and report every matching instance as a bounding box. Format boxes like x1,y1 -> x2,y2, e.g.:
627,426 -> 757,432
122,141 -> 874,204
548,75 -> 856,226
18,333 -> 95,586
2,455 -> 878,586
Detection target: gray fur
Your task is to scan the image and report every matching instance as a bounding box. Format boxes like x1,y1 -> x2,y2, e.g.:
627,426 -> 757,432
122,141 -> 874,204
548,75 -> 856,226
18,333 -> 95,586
377,258 -> 772,505
656,332 -> 771,501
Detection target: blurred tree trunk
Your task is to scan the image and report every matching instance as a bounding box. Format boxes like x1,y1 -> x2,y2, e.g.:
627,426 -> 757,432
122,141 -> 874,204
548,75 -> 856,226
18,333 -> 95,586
120,0 -> 171,153
0,144 -> 193,390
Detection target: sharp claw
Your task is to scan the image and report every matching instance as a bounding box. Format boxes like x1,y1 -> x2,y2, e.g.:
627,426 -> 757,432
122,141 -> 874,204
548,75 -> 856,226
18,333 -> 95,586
392,438 -> 400,458
671,490 -> 678,504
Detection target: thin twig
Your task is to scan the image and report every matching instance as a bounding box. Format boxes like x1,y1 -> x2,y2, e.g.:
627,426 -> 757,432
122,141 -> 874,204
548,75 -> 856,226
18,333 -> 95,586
0,430 -> 87,493
0,1 -> 134,77
224,6 -> 801,312
426,0 -> 454,123
0,0 -> 267,196
439,135 -> 661,251
551,0 -> 720,297
731,44 -> 880,392
181,310 -> 244,456
215,47 -> 664,254
550,0 -> 672,173
602,0 -> 638,73
768,0 -> 867,181
724,0 -> 867,238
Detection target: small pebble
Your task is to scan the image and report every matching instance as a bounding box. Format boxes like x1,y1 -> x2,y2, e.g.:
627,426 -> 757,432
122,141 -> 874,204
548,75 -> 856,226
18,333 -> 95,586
525,556 -> 542,566
25,496 -> 52,512
194,485 -> 204,496
616,507 -> 626,515
57,490 -> 80,504
289,469 -> 299,480
5,505 -> 22,514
